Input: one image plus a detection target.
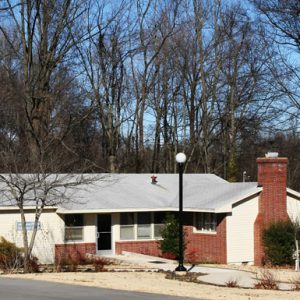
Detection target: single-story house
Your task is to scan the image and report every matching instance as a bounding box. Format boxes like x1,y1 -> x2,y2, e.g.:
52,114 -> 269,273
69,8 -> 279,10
0,155 -> 300,266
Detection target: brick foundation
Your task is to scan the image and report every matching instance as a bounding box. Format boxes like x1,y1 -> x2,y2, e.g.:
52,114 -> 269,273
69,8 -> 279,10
116,240 -> 161,257
55,243 -> 96,263
254,157 -> 289,265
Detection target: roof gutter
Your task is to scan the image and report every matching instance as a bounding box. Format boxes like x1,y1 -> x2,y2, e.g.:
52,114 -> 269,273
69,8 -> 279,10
56,207 -> 217,214
0,206 -> 58,211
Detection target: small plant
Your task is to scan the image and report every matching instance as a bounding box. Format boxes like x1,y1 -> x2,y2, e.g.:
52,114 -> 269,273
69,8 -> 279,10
28,256 -> 39,273
0,237 -> 24,272
225,279 -> 239,288
55,253 -> 82,272
55,253 -> 114,272
254,269 -> 279,290
92,256 -> 113,272
291,278 -> 300,291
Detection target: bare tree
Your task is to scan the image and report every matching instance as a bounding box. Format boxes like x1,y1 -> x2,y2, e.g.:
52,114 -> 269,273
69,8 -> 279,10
0,1 -> 109,273
0,0 -> 91,164
129,0 -> 179,172
75,1 -> 130,173
250,0 -> 300,50
0,169 -> 103,273
250,0 -> 300,111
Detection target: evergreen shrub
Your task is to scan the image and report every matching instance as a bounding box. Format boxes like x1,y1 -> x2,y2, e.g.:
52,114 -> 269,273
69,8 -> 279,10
263,220 -> 300,266
159,214 -> 186,259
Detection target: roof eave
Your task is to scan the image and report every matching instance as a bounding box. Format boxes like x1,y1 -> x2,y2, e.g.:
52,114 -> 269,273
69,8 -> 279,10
287,188 -> 300,200
215,187 -> 262,213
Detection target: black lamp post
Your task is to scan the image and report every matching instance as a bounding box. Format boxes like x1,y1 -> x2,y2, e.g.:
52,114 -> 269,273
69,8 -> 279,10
175,152 -> 187,272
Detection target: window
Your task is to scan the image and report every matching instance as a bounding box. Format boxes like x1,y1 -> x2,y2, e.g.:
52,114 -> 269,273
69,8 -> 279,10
119,212 -> 174,240
120,213 -> 134,240
154,212 -> 166,238
195,213 -> 217,232
137,212 -> 151,239
65,214 -> 84,241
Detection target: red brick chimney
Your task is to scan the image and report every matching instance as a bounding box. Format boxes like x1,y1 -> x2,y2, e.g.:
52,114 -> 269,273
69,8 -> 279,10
254,154 -> 289,265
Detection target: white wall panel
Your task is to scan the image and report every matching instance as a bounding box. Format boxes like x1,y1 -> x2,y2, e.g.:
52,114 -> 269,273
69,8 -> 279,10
226,197 -> 258,264
83,213 -> 96,242
287,195 -> 300,223
0,210 -> 63,264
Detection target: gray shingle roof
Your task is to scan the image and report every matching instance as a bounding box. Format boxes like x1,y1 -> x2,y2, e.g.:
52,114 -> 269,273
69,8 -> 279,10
57,174 -> 261,213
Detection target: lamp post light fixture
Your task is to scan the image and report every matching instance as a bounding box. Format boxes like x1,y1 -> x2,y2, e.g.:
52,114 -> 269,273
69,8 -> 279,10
175,152 -> 187,272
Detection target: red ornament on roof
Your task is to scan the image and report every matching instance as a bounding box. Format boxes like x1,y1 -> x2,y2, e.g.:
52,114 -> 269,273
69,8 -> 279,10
151,175 -> 158,184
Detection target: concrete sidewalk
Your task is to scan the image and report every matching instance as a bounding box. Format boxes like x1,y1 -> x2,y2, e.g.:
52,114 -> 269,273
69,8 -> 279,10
106,252 -> 294,290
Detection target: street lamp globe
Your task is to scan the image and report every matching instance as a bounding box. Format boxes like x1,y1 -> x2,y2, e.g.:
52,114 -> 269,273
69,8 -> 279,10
176,152 -> 186,164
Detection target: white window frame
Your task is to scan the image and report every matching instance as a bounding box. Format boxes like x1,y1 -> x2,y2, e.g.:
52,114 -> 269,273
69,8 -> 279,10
194,212 -> 217,234
118,212 -> 167,241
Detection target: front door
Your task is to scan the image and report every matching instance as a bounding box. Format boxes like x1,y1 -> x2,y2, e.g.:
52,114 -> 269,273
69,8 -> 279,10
97,214 -> 112,252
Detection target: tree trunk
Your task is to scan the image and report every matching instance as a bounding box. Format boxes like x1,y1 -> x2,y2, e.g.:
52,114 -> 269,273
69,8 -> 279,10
20,207 -> 30,273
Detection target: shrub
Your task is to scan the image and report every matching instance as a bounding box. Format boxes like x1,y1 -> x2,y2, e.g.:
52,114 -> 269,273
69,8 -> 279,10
225,279 -> 239,288
56,253 -> 114,272
28,256 -> 40,273
254,269 -> 278,290
159,214 -> 186,260
55,253 -> 82,272
291,278 -> 300,291
0,237 -> 24,272
263,220 -> 299,266
92,256 -> 113,272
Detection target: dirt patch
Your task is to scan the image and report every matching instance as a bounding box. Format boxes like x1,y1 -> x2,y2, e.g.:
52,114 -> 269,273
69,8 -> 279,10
3,271 -> 300,300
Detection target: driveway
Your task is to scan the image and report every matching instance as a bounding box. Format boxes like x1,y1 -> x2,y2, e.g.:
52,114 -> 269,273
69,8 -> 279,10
109,252 -> 294,290
0,277 -> 196,300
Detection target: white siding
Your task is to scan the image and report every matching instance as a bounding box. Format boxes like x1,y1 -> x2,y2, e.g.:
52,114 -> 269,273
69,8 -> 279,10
111,213 -> 119,254
0,212 -> 120,262
287,195 -> 300,223
0,210 -> 63,264
83,214 -> 96,242
226,196 -> 258,264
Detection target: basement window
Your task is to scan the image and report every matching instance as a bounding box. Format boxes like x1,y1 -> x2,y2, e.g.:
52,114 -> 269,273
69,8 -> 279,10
64,214 -> 84,241
194,212 -> 217,232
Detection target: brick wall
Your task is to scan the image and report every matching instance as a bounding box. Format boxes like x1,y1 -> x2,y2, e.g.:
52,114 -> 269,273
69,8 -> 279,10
185,214 -> 227,264
55,243 -> 96,263
116,214 -> 227,264
254,157 -> 289,265
115,240 -> 161,257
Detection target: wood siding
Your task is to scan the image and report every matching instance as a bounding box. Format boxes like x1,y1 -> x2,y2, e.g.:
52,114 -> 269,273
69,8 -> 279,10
226,197 -> 258,264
